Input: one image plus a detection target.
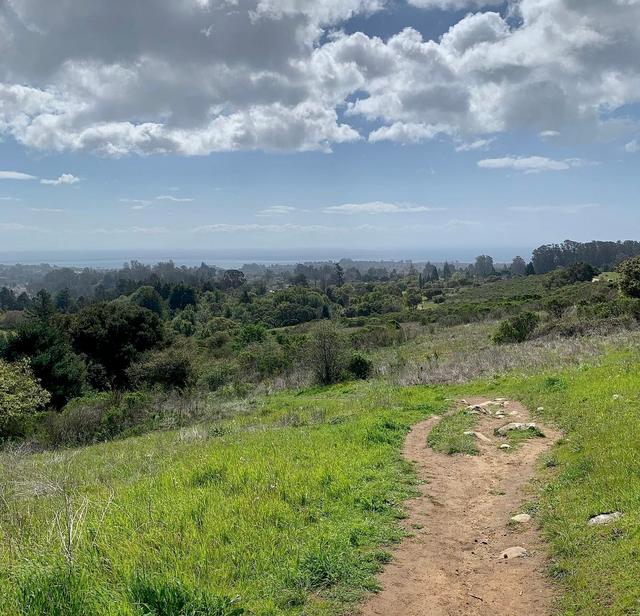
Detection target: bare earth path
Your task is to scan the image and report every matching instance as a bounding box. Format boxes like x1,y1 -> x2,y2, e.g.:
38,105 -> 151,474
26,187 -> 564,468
358,399 -> 561,616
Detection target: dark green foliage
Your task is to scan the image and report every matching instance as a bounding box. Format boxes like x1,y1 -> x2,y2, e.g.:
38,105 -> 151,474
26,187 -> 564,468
130,285 -> 165,316
547,262 -> 599,287
348,352 -> 373,380
493,311 -> 540,344
3,319 -> 87,408
169,284 -> 198,311
69,302 -> 164,388
128,348 -> 195,390
617,256 -> 640,298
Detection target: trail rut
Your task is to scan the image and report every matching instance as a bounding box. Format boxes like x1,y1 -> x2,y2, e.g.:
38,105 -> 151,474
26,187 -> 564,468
358,398 -> 560,616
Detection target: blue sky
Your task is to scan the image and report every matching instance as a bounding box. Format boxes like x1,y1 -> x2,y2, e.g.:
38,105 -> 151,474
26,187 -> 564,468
1,0 -> 639,262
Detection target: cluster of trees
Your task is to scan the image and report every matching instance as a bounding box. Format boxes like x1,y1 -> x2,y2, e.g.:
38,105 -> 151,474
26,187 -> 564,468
532,240 -> 640,274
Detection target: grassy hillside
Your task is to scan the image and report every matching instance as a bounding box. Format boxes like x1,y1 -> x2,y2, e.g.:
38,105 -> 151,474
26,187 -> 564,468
0,384 -> 447,616
3,335 -> 640,614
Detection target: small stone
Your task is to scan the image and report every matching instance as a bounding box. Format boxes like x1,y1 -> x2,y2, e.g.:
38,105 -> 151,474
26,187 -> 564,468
500,546 -> 527,559
496,422 -> 543,437
511,514 -> 532,524
537,407 -> 544,412
499,444 -> 512,450
612,394 -> 621,400
588,512 -> 623,526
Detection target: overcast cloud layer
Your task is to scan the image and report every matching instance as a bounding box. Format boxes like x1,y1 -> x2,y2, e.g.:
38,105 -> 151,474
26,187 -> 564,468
1,0 -> 639,156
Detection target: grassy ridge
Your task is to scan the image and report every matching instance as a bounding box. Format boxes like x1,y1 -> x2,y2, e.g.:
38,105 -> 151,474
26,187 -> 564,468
0,384 -> 447,615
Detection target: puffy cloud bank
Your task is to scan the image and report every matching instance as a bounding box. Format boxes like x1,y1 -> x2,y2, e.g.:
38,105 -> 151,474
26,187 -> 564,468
1,0 -> 639,155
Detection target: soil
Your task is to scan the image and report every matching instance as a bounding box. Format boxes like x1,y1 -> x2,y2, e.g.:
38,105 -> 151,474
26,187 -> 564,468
357,398 -> 561,616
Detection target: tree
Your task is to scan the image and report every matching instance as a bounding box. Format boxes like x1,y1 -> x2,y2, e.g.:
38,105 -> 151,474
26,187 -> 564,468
220,270 -> 246,290
168,284 -> 197,311
474,255 -> 495,279
54,288 -> 74,313
525,262 -> 536,276
510,256 -> 527,277
69,303 -> 164,388
618,256 -> 640,298
442,262 -> 454,280
333,263 -> 345,287
28,289 -> 55,321
306,321 -> 347,385
0,359 -> 51,435
422,263 -> 439,283
2,320 -> 86,408
130,285 -> 165,316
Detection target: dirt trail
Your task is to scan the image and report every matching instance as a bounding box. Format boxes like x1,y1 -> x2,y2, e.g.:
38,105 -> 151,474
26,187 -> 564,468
358,398 -> 560,616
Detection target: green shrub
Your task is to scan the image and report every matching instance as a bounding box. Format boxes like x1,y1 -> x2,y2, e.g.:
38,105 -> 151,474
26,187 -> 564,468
128,349 -> 195,391
492,311 -> 540,344
348,353 -> 373,380
617,256 -> 640,298
198,362 -> 238,392
0,359 -> 51,437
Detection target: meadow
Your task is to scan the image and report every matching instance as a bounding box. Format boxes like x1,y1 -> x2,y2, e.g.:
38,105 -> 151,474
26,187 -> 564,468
3,336 -> 640,614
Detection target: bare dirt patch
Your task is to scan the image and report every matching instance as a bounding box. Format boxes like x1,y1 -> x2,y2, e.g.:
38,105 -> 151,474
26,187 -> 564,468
358,398 -> 560,616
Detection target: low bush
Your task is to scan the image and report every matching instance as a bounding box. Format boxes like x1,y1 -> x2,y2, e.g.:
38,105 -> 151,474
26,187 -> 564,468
493,312 -> 540,344
348,352 -> 373,380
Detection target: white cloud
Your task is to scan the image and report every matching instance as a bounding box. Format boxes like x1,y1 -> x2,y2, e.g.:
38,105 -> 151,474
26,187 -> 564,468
194,223 -> 332,233
0,222 -> 46,232
507,203 -> 600,214
156,195 -> 194,202
0,196 -> 21,201
0,171 -> 37,181
455,137 -> 495,152
28,207 -> 68,213
539,130 -> 561,140
478,156 -> 589,173
625,139 -> 639,153
120,198 -> 152,209
40,173 -> 80,186
93,226 -> 169,234
256,205 -> 298,217
1,1 -> 640,154
408,0 -> 502,8
323,201 -> 441,214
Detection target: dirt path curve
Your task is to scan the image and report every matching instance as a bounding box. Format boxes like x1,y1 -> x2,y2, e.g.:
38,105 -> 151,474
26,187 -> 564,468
358,398 -> 561,616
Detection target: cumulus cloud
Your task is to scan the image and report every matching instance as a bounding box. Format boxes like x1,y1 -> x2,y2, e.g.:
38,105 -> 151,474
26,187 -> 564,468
40,173 -> 80,186
625,139 -> 639,153
323,201 -> 440,214
478,156 -> 589,173
1,0 -> 640,154
0,171 -> 37,180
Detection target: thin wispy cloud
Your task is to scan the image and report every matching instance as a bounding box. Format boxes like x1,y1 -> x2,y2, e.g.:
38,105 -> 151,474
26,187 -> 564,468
455,138 -> 495,152
0,171 -> 37,181
0,222 -> 47,232
256,206 -> 298,217
323,202 -> 442,215
0,197 -> 21,201
625,140 -> 639,153
478,156 -> 590,174
28,207 -> 69,214
507,204 -> 600,214
193,223 -> 332,233
156,195 -> 194,203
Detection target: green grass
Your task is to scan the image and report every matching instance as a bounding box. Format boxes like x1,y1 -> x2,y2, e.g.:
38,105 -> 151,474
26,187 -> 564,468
427,410 -> 478,455
0,382 -> 448,616
4,344 -> 640,615
462,352 -> 640,615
